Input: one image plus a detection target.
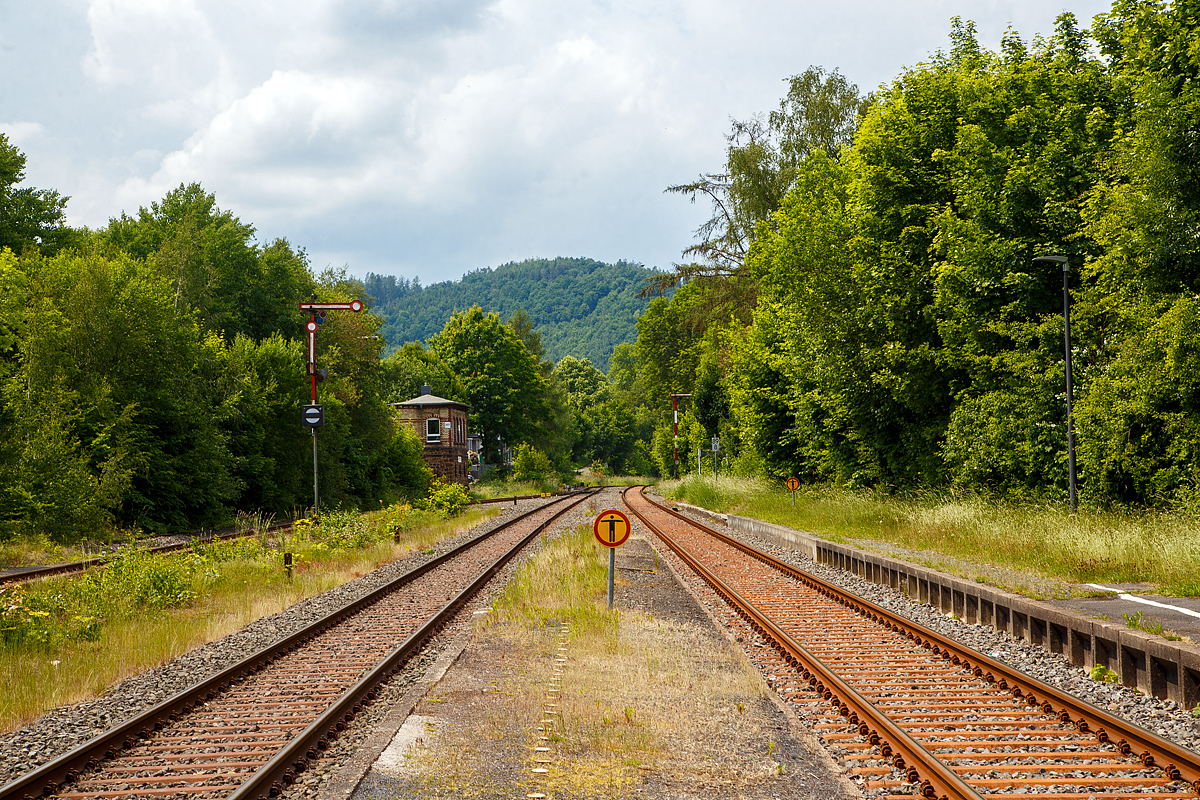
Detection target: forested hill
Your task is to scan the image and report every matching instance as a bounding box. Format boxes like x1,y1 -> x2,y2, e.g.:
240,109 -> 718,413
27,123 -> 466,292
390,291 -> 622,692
364,257 -> 662,371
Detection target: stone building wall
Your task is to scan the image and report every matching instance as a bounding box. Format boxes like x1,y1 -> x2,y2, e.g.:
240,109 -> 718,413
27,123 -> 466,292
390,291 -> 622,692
397,402 -> 470,485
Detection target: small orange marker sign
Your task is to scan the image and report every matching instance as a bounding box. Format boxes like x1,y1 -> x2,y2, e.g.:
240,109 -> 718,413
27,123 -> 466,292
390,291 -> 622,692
593,509 -> 631,548
786,477 -> 801,491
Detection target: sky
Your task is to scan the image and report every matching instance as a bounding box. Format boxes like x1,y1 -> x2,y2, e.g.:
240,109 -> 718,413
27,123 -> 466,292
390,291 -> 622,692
2,0 -> 1114,286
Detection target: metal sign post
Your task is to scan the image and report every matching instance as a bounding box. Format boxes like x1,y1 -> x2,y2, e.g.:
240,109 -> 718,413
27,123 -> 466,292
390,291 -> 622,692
711,436 -> 720,483
298,295 -> 363,515
1032,255 -> 1077,513
786,476 -> 800,506
593,509 -> 631,610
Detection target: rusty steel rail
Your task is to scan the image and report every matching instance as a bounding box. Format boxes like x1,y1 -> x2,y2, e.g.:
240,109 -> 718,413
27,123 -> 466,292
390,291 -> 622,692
626,486 -> 1200,799
624,488 -> 979,800
1,490 -> 596,800
469,488 -> 586,505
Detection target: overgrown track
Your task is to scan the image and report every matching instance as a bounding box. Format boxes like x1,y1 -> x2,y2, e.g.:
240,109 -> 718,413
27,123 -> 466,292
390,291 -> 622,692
624,487 -> 1200,800
1,490 -> 596,800
0,493 -> 573,587
0,526 -> 292,586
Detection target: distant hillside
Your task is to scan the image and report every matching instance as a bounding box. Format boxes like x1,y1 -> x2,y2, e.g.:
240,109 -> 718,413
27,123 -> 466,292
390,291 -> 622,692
364,257 -> 664,371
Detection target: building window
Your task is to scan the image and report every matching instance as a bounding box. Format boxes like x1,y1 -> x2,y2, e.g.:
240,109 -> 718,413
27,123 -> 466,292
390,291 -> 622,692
426,417 -> 441,443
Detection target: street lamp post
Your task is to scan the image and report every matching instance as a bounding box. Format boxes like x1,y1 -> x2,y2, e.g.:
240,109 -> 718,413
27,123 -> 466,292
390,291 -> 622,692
1033,255 -> 1077,513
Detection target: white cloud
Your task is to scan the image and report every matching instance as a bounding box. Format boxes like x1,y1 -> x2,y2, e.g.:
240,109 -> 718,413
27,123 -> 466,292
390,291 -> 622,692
10,0 -> 1116,281
82,0 -> 242,128
0,122 -> 46,147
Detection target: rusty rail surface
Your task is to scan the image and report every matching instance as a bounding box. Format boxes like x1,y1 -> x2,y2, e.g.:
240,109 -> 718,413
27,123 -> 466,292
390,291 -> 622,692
1,490 -> 596,800
625,487 -> 1200,800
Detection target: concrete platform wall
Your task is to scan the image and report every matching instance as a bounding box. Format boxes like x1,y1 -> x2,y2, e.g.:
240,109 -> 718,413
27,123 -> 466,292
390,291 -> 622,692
724,513 -> 1200,707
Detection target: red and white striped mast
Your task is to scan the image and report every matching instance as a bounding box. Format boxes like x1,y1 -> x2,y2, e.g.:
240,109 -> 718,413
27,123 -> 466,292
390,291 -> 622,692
669,392 -> 692,479
298,295 -> 364,514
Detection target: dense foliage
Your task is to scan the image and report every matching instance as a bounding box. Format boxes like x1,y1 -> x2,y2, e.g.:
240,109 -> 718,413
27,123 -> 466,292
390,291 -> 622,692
365,257 -> 661,371
0,160 -> 433,541
626,3 -> 1200,510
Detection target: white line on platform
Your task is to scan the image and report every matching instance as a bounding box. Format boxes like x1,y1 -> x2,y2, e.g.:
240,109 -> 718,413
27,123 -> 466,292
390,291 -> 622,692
1086,584 -> 1200,619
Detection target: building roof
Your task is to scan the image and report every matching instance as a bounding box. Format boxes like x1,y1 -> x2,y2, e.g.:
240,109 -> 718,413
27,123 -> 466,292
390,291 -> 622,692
393,393 -> 470,410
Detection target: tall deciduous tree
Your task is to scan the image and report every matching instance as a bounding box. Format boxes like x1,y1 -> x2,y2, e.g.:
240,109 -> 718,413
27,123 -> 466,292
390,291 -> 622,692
656,66 -> 869,316
428,306 -> 549,464
105,183 -> 312,342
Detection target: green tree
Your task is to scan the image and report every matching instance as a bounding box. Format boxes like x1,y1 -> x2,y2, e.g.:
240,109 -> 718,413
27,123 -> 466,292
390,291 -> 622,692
737,16 -> 1116,493
657,66 -> 868,310
428,306 -> 549,463
0,134 -> 71,255
105,183 -> 312,342
380,342 -> 465,404
512,443 -> 553,481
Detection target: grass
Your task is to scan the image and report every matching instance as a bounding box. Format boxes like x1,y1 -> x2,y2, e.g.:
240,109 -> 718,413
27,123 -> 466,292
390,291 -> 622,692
0,504 -> 499,733
468,479 -> 565,500
395,523 -> 785,797
661,475 -> 1200,598
1123,610 -> 1186,641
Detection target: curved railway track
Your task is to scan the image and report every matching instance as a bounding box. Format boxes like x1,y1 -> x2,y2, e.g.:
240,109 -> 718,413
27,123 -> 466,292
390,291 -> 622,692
624,486 -> 1200,800
1,490 -> 595,800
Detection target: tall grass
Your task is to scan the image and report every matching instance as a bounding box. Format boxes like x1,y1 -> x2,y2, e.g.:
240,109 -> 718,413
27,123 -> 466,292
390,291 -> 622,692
0,504 -> 498,732
488,523 -> 616,640
662,476 -> 1200,596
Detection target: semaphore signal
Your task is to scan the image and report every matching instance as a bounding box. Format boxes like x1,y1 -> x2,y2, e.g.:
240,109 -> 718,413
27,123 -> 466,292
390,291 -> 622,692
299,295 -> 364,515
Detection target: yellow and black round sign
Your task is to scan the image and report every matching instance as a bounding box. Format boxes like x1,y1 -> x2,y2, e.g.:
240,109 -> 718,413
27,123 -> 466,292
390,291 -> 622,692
593,509 -> 632,548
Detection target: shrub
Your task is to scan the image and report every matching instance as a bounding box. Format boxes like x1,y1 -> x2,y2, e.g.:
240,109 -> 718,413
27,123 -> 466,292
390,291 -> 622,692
416,481 -> 469,517
513,444 -> 553,482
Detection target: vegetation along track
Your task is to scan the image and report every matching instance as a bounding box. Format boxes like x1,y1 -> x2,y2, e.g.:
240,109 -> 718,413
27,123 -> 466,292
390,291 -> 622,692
0,490 -> 596,800
623,486 -> 1200,800
0,493 -> 570,587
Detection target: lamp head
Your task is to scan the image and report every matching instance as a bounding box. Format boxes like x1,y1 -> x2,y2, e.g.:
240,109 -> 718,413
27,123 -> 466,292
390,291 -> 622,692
1033,254 -> 1070,271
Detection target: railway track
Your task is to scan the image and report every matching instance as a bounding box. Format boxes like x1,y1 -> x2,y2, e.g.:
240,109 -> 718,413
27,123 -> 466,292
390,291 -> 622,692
0,526 -> 292,586
0,492 -> 577,588
1,490 -> 595,800
624,487 -> 1200,800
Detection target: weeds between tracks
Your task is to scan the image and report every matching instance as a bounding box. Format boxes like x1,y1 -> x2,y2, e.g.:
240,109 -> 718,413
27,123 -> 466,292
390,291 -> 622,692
398,522 -> 779,798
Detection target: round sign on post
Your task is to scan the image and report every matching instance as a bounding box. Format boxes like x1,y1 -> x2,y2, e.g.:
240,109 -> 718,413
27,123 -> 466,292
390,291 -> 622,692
786,476 -> 800,507
593,509 -> 631,548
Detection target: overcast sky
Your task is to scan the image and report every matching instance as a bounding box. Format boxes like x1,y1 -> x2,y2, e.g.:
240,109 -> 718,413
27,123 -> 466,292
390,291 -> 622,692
2,0 -> 1113,285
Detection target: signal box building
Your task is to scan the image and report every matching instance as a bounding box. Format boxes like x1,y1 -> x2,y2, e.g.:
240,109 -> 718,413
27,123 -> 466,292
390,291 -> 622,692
394,385 -> 471,485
